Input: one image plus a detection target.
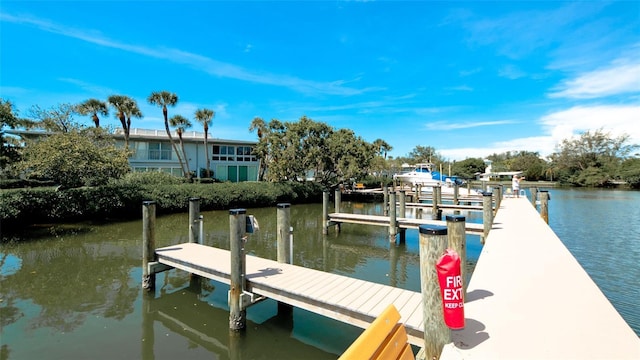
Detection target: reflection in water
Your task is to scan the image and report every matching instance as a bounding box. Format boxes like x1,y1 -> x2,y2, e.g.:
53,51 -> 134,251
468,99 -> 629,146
2,190 -> 637,359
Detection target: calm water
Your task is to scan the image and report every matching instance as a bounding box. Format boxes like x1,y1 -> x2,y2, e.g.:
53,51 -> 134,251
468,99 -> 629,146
1,188 -> 638,359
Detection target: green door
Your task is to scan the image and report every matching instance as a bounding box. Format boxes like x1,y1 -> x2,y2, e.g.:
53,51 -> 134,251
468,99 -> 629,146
239,166 -> 248,182
228,166 -> 238,182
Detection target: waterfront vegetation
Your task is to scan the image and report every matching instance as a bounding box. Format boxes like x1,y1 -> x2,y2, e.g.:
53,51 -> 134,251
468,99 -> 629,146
2,96 -> 640,232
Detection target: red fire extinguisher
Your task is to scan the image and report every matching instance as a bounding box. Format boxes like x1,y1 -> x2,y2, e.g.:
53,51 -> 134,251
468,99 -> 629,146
436,249 -> 465,329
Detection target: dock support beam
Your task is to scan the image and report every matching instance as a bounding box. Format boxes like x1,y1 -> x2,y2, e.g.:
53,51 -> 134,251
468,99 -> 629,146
389,192 -> 397,242
229,208 -> 247,331
531,187 -> 538,207
334,188 -> 342,232
482,191 -> 493,244
189,197 -> 201,244
446,215 -> 467,291
277,203 -> 291,264
419,225 -> 450,359
432,185 -> 442,220
539,190 -> 550,224
383,186 -> 389,216
142,201 -> 156,293
493,186 -> 502,215
453,183 -> 459,206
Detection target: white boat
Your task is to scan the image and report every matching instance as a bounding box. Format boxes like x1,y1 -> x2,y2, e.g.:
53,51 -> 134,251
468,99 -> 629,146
393,163 -> 480,196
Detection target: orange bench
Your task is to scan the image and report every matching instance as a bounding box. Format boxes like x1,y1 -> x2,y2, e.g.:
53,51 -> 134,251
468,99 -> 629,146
339,304 -> 415,360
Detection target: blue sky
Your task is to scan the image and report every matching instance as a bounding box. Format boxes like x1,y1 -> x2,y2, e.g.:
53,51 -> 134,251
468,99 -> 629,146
1,1 -> 639,160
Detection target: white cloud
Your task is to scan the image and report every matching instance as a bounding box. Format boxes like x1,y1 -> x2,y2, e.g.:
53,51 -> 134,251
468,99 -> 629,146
549,60 -> 640,99
426,119 -> 517,131
1,12 -> 374,96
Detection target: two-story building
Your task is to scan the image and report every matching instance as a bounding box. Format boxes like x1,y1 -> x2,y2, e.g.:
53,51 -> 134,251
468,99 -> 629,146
9,128 -> 260,182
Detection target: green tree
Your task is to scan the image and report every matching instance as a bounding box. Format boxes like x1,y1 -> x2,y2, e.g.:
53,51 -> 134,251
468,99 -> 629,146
551,129 -> 638,186
147,91 -> 187,177
619,158 -> 640,188
194,108 -> 215,177
18,128 -> 131,188
75,99 -> 108,128
249,116 -> 268,181
169,114 -> 193,180
1,99 -> 21,174
450,157 -> 486,180
107,95 -> 143,149
28,103 -> 79,133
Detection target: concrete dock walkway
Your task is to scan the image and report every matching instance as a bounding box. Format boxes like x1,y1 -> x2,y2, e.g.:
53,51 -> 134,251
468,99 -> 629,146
440,197 -> 639,359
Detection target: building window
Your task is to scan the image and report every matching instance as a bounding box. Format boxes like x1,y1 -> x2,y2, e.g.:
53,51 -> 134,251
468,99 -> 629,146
213,145 -> 236,161
149,142 -> 172,160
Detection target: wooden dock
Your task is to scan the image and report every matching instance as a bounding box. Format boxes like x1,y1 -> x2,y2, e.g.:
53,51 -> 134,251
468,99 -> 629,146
154,242 -> 427,346
327,212 -> 485,235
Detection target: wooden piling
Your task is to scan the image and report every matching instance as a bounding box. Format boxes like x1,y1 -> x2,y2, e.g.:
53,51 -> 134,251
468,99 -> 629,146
142,201 -> 156,293
482,191 -> 493,244
432,185 -> 442,220
493,186 -> 502,215
540,190 -> 550,224
277,203 -> 291,264
189,197 -> 200,244
229,208 -> 247,331
453,183 -> 459,205
531,187 -> 538,207
334,188 -> 342,233
399,190 -> 406,218
389,191 -> 397,242
446,215 -> 467,290
418,225 -> 450,359
322,191 -> 329,235
383,186 -> 389,216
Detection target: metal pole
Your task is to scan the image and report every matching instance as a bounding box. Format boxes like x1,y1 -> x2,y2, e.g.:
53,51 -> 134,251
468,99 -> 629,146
229,208 -> 247,331
419,225 -> 450,359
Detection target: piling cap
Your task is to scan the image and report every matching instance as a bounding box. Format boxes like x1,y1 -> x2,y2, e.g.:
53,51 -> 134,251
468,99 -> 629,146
446,215 -> 466,222
419,225 -> 447,235
277,203 -> 291,208
229,208 -> 247,215
481,191 -> 493,196
189,197 -> 200,201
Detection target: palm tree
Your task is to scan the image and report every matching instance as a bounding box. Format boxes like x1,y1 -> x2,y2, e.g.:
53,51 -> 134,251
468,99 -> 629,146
194,108 -> 215,177
107,95 -> 143,149
169,114 -> 192,179
373,138 -> 392,159
249,116 -> 268,181
75,99 -> 108,128
147,91 -> 188,177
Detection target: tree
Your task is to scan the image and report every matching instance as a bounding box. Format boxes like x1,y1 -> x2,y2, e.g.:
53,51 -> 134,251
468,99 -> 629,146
107,95 -> 143,149
249,116 -> 268,181
75,99 -> 108,128
169,114 -> 193,179
18,128 -> 131,188
1,99 -> 21,174
251,116 -> 376,187
550,129 -> 638,186
450,158 -> 485,180
147,91 -> 187,177
372,138 -> 392,159
194,108 -> 215,177
28,103 -> 79,133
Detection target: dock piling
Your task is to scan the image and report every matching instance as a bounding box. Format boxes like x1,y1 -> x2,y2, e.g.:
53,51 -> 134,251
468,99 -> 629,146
322,191 -> 329,235
277,203 -> 291,264
493,186 -> 502,215
389,192 -> 397,241
446,215 -> 467,291
482,191 -> 493,244
539,190 -> 550,224
383,186 -> 389,216
419,225 -> 450,359
142,201 -> 156,293
531,187 -> 538,207
189,197 -> 200,244
229,208 -> 247,331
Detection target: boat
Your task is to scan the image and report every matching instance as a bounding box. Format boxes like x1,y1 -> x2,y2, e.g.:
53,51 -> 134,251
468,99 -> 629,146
393,163 -> 480,195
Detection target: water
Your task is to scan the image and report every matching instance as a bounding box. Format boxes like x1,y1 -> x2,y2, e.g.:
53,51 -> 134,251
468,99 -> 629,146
1,188 -> 638,359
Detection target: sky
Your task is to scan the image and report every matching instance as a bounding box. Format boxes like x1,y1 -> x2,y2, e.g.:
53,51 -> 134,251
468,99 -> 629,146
1,1 -> 639,161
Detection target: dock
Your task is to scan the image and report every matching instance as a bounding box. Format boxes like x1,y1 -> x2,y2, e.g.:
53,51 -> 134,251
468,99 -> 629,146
327,212 -> 484,235
440,197 -> 640,360
154,242 -> 427,345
